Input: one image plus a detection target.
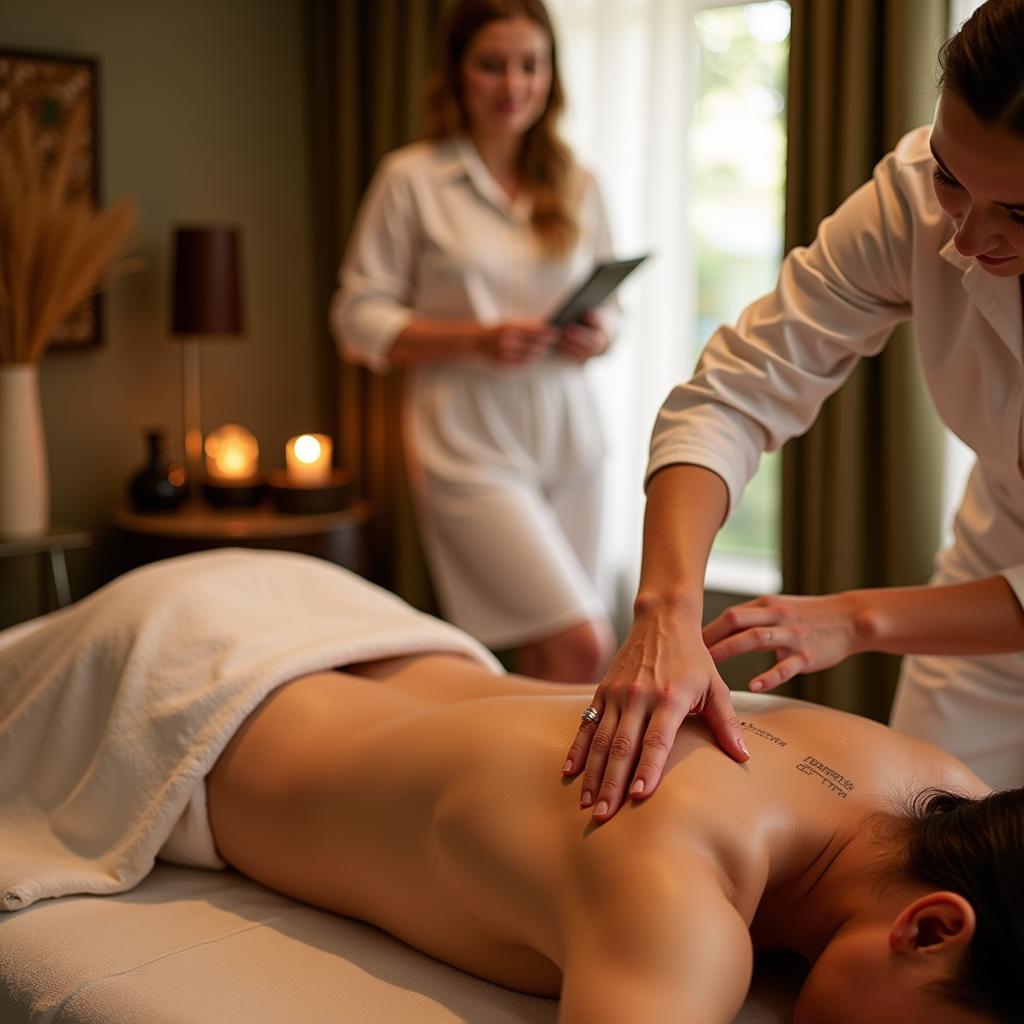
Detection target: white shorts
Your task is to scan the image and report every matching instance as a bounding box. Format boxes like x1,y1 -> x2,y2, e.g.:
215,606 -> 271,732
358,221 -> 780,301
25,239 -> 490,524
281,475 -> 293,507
406,360 -> 609,648
159,781 -> 226,870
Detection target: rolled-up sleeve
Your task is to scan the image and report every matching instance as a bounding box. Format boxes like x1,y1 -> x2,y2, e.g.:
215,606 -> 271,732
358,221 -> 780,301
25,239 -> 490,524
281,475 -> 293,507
647,149 -> 918,515
329,156 -> 419,375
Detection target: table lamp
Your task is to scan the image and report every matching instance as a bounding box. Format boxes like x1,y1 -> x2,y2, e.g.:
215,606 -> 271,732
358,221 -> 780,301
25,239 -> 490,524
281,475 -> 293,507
171,225 -> 244,494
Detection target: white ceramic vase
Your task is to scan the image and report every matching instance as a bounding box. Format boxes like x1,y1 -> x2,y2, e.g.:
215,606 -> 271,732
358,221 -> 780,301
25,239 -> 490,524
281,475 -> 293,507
0,364 -> 49,538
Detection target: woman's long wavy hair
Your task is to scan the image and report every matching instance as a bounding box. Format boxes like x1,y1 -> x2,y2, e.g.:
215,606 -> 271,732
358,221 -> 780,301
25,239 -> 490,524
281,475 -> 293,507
423,0 -> 578,258
938,0 -> 1024,134
890,787 -> 1024,1021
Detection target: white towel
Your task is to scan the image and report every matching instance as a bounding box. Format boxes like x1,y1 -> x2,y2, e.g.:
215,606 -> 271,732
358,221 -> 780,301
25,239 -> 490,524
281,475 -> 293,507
0,549 -> 500,912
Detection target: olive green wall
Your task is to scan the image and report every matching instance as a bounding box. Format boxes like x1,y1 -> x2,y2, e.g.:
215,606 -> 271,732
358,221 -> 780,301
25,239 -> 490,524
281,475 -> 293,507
0,0 -> 328,627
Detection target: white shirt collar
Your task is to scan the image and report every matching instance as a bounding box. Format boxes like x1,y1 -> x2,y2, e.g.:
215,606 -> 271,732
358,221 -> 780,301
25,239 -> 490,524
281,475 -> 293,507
443,135 -> 532,223
940,236 -> 1023,360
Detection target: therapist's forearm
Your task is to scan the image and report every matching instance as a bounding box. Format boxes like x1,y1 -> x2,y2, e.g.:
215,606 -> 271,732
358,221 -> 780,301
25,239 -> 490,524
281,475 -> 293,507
634,465 -> 729,624
853,576 -> 1024,656
388,319 -> 482,365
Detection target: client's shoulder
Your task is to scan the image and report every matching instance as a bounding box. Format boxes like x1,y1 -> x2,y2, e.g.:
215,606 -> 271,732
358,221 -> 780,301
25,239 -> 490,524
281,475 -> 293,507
731,692 -> 989,801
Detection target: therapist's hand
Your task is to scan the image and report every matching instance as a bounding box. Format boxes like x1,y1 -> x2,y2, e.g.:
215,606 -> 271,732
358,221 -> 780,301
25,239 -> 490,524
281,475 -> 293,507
561,606 -> 750,823
477,319 -> 558,365
702,592 -> 866,692
557,309 -> 609,363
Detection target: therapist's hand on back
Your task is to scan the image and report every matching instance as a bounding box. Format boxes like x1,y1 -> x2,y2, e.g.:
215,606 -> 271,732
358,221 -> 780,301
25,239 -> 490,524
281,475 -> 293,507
563,464 -> 751,822
560,602 -> 750,823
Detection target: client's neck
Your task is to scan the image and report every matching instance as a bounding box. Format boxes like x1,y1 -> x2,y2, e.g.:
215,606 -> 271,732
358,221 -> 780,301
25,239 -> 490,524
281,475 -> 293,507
753,822 -> 903,961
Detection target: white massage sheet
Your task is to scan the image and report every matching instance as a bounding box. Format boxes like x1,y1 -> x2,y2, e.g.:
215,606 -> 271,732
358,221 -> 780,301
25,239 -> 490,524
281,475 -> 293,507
0,863 -> 801,1023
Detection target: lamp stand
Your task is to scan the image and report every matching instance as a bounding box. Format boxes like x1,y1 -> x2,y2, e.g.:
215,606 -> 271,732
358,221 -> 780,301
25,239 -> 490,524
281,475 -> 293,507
181,337 -> 203,496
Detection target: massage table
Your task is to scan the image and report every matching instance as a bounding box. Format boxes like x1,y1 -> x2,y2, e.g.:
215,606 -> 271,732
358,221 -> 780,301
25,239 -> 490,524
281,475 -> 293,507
0,863 -> 802,1023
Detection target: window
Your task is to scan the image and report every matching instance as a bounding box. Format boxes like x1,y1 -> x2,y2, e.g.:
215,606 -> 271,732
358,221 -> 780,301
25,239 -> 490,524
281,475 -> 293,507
690,2 -> 789,592
548,0 -> 790,615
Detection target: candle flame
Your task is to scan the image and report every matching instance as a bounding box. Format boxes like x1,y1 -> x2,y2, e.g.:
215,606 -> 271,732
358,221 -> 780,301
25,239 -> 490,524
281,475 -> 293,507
293,434 -> 322,465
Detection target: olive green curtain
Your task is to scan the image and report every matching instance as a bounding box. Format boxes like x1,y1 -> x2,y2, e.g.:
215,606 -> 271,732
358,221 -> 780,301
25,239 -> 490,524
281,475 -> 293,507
306,0 -> 445,608
781,0 -> 949,719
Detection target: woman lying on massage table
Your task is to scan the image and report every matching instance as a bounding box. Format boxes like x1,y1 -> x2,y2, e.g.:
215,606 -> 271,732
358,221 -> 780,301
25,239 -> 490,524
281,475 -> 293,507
210,657 -> 1016,1024
0,551 -> 1018,1023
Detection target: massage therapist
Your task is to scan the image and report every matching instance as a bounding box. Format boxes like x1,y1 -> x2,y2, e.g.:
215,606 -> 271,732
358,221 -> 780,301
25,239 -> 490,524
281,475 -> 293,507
564,0 -> 1024,818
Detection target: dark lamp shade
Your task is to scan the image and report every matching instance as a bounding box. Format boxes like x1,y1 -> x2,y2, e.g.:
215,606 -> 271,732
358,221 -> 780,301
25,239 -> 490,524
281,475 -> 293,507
171,226 -> 244,335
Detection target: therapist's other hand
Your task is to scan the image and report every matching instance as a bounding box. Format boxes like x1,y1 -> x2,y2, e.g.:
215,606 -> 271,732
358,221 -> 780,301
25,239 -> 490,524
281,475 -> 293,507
561,608 -> 750,823
477,319 -> 558,365
557,310 -> 609,363
702,592 -> 865,692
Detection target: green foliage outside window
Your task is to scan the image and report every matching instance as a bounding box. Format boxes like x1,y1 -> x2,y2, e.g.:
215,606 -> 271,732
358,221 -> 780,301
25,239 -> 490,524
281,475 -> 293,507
691,1 -> 790,563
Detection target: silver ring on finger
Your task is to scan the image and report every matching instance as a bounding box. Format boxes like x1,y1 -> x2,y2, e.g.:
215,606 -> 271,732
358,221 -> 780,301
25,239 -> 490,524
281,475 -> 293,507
581,705 -> 601,726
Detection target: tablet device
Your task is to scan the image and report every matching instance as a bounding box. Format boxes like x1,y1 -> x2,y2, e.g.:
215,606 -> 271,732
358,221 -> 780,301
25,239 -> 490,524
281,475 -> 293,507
548,254 -> 650,326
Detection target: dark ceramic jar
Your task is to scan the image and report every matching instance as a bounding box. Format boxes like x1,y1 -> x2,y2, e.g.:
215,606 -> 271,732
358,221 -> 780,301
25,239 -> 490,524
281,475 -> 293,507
128,429 -> 187,511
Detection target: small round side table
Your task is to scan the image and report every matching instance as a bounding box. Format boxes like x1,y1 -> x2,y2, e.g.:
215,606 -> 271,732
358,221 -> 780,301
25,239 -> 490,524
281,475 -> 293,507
112,501 -> 371,577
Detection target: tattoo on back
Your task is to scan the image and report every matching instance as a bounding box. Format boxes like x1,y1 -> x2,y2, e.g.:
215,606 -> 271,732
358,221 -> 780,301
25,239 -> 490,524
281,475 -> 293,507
739,721 -> 787,748
796,756 -> 855,798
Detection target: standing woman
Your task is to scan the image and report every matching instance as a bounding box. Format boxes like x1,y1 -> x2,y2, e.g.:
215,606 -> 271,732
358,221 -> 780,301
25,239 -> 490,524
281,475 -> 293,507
331,0 -> 617,682
563,0 -> 1024,816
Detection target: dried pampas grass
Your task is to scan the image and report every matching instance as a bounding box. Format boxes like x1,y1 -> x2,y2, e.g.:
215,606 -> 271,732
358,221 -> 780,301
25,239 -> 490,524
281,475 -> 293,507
0,102 -> 138,364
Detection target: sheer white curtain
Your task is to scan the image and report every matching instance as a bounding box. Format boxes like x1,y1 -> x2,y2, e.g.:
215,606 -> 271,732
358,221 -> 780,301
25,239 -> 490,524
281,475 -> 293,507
950,0 -> 985,23
548,0 -> 699,629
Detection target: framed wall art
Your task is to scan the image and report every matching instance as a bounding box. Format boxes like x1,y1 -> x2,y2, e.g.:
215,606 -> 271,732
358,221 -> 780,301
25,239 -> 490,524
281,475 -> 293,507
0,49 -> 102,351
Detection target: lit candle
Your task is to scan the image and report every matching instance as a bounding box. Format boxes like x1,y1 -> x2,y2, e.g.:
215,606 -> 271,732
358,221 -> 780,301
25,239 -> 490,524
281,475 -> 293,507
205,424 -> 259,480
286,433 -> 332,487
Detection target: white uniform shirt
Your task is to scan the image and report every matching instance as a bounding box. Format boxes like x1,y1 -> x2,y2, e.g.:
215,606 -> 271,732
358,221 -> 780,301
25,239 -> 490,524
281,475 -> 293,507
330,135 -> 616,373
648,125 -> 1024,785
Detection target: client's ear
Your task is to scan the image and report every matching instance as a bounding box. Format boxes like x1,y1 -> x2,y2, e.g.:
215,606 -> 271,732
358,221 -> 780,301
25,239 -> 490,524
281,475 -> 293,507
889,891 -> 976,957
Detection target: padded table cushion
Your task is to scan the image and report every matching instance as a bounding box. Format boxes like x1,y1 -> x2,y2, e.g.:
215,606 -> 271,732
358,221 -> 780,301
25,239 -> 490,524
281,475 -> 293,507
0,865 -> 802,1023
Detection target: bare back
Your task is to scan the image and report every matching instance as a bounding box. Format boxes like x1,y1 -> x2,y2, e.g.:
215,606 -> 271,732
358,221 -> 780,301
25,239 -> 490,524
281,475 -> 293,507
207,656 -> 987,1017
